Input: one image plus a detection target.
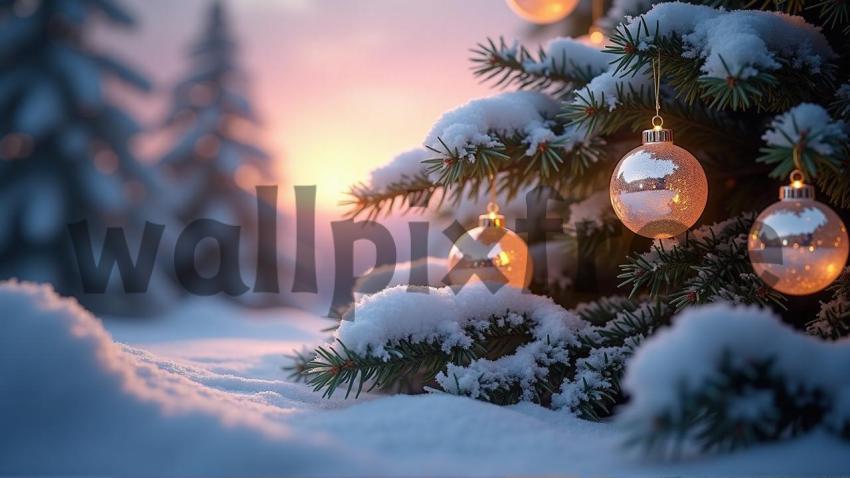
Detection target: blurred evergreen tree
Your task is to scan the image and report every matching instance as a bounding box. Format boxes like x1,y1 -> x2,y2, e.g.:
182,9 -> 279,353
0,0 -> 169,315
159,0 -> 275,303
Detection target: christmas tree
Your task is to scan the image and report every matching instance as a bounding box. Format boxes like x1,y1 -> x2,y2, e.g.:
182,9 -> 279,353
159,0 -> 274,300
0,0 -> 166,315
292,0 -> 850,457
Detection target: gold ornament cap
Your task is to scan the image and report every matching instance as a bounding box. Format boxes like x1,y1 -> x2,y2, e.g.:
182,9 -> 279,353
642,127 -> 673,144
780,170 -> 815,201
479,202 -> 505,228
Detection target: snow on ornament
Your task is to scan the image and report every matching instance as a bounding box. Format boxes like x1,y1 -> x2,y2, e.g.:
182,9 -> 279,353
446,202 -> 532,290
609,52 -> 707,239
748,170 -> 849,296
506,0 -> 579,24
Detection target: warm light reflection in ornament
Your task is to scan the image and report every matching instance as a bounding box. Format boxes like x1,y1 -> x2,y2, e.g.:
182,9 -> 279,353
589,30 -> 605,45
748,175 -> 849,295
609,130 -> 708,239
506,0 -> 579,24
446,207 -> 532,289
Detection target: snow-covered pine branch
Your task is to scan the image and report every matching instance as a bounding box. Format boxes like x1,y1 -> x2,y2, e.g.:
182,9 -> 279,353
301,283 -> 673,420
423,91 -> 601,187
807,267 -> 850,341
756,103 -> 850,208
346,91 -> 605,217
425,91 -> 571,162
302,283 -> 587,400
619,213 -> 785,310
557,299 -> 671,419
595,3 -> 836,113
758,103 -> 847,179
620,302 -> 850,456
832,83 -> 850,120
601,0 -> 653,30
471,37 -> 610,98
344,148 -> 439,219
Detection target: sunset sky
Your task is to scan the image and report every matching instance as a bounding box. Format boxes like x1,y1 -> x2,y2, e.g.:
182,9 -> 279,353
96,0 -> 564,212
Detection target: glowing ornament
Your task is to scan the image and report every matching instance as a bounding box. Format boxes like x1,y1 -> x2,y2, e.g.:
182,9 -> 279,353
586,26 -> 606,46
579,0 -> 607,46
577,26 -> 607,47
748,170 -> 849,295
609,51 -> 708,239
506,0 -> 579,24
609,123 -> 708,239
446,202 -> 533,289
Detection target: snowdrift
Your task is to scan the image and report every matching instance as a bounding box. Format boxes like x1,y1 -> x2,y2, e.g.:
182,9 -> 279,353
2,280 -> 850,477
0,281 -> 363,476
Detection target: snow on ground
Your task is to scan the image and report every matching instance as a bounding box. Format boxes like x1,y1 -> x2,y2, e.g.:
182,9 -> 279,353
107,297 -> 332,380
3,280 -> 850,476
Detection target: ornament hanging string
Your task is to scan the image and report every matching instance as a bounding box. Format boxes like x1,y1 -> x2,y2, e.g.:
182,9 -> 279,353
792,143 -> 804,178
789,148 -> 805,188
488,174 -> 499,215
652,49 -> 663,129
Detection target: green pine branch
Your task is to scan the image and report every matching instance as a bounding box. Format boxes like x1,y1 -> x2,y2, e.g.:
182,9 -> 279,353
301,313 -> 536,399
618,214 -> 786,311
602,19 -> 836,113
581,300 -> 671,348
623,351 -> 829,457
303,339 -> 473,399
345,130 -> 606,219
569,300 -> 671,420
809,0 -> 850,34
757,138 -> 847,183
807,268 -> 850,340
564,87 -> 756,154
470,37 -> 602,98
423,130 -> 604,187
282,348 -> 315,383
569,347 -> 630,421
574,295 -> 638,326
343,174 -> 440,220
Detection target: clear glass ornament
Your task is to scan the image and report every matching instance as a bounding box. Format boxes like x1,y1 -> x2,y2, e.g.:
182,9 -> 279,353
748,172 -> 849,296
610,127 -> 708,239
446,203 -> 533,289
506,0 -> 579,24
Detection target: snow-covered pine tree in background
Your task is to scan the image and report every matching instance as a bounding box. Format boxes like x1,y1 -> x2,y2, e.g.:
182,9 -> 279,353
293,0 -> 850,457
0,0 -> 166,315
159,0 -> 273,302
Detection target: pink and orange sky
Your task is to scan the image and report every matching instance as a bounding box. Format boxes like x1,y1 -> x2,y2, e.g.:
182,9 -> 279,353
96,0 -> 566,212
